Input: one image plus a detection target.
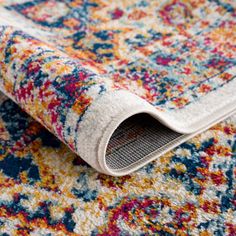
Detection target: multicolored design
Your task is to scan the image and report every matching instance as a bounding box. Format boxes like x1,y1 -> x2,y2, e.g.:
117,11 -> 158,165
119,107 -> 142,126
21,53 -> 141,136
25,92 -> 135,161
0,25 -> 108,151
0,0 -> 236,174
2,0 -> 236,109
0,94 -> 235,235
0,0 -> 236,233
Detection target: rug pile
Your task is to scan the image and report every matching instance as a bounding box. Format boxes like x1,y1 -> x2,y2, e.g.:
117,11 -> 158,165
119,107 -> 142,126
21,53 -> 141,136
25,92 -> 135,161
0,0 -> 235,235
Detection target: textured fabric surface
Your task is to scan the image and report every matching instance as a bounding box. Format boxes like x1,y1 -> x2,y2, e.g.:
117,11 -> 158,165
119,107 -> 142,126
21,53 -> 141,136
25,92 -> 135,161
0,95 -> 235,235
106,114 -> 182,170
0,0 -> 236,234
0,0 -> 236,174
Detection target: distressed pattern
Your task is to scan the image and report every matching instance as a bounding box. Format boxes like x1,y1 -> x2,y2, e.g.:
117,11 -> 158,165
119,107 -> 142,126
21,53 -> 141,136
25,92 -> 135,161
0,0 -> 236,160
0,95 -> 235,235
0,0 -> 236,234
2,0 -> 236,109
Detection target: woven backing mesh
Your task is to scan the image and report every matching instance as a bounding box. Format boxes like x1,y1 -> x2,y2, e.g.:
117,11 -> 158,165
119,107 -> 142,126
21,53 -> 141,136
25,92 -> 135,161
106,113 -> 183,170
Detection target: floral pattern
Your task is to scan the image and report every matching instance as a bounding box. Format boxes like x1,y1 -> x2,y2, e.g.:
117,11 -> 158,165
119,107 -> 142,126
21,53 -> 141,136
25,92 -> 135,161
0,94 -> 235,235
0,0 -> 236,234
0,0 -> 235,162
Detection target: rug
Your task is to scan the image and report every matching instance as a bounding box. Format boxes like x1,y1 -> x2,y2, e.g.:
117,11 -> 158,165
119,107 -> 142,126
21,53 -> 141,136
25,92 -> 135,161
0,92 -> 235,235
0,0 -> 236,176
0,0 -> 235,235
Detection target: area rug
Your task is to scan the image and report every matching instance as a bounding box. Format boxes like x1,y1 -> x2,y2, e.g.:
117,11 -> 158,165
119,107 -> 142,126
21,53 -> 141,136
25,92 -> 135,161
0,93 -> 236,235
0,0 -> 236,176
0,0 -> 235,234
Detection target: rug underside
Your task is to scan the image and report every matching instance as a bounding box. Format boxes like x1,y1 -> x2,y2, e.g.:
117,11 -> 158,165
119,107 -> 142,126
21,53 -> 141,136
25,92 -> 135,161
106,114 -> 183,170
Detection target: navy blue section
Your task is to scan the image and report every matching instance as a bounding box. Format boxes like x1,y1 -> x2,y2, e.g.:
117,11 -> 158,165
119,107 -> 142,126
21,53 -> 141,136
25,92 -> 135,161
168,139 -> 215,195
0,153 -> 40,183
0,99 -> 29,141
0,195 -> 76,232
